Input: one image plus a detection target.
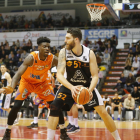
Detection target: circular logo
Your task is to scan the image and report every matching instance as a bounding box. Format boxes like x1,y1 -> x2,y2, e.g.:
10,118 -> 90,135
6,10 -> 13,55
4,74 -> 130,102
137,4 -> 140,9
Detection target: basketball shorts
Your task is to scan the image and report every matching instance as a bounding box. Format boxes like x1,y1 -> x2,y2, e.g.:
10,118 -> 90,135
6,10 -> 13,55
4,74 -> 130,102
15,78 -> 55,102
52,85 -> 103,111
2,93 -> 12,109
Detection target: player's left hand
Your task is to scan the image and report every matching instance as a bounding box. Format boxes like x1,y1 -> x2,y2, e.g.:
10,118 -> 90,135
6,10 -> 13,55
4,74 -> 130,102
0,88 -> 5,94
2,86 -> 14,94
88,89 -> 93,101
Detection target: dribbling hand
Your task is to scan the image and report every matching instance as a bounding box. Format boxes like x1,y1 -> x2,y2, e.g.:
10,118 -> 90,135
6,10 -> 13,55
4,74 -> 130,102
2,86 -> 14,94
71,85 -> 82,98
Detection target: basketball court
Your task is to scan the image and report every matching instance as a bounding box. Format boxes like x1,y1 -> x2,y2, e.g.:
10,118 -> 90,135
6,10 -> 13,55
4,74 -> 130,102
0,118 -> 140,140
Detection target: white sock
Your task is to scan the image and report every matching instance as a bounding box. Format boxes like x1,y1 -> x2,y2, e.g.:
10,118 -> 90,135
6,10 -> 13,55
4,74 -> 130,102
68,116 -> 74,125
118,115 -> 121,118
94,114 -> 97,118
112,114 -> 114,117
74,118 -> 78,127
6,125 -> 12,129
34,117 -> 38,124
47,129 -> 56,140
85,114 -> 87,117
111,130 -> 121,140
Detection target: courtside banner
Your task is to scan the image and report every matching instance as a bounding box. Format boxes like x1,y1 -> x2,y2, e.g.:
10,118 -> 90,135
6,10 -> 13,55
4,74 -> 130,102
111,66 -> 124,69
106,77 -> 120,80
104,82 -> 117,85
0,10 -> 75,21
116,52 -> 128,55
116,57 -> 127,59
84,29 -> 118,39
108,71 -> 122,74
102,88 -> 117,92
114,61 -> 125,64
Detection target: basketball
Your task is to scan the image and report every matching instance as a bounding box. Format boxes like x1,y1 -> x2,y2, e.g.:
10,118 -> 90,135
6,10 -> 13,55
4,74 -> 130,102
74,87 -> 90,105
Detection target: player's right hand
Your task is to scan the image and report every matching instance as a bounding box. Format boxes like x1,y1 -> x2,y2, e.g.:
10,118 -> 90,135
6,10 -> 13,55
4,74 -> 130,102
2,86 -> 14,94
0,88 -> 5,94
71,86 -> 81,98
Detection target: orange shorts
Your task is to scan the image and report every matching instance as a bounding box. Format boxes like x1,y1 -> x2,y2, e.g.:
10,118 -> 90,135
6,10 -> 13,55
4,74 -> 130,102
15,78 -> 55,102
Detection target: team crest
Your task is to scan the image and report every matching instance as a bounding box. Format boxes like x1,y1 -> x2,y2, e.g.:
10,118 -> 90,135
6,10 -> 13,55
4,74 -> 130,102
22,88 -> 28,98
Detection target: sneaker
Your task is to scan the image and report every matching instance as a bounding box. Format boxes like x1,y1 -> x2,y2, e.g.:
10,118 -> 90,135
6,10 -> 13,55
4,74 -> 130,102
112,117 -> 114,120
60,128 -> 72,140
67,126 -> 80,133
13,119 -> 19,125
2,129 -> 11,140
117,118 -> 120,121
27,123 -> 38,129
66,123 -> 73,130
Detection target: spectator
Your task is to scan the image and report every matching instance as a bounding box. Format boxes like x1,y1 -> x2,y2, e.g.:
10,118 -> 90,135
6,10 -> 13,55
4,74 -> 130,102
103,38 -> 108,47
9,53 -> 17,66
10,41 -> 16,50
97,38 -> 103,47
133,55 -> 140,62
55,50 -> 59,57
130,67 -> 137,76
122,94 -> 135,121
0,58 -> 4,66
83,40 -> 87,47
13,46 -> 19,55
100,42 -> 106,52
132,77 -> 140,92
3,55 -> 10,67
103,93 -> 112,115
87,41 -> 93,49
21,50 -> 29,61
16,50 -> 21,60
125,58 -> 132,70
136,45 -> 140,55
125,73 -> 135,93
103,50 -> 110,64
5,42 -> 10,50
26,39 -> 32,52
92,41 -> 100,52
9,51 -> 14,59
84,37 -> 90,46
17,58 -> 23,67
132,58 -> 140,69
111,92 -> 122,121
51,46 -> 57,55
96,53 -> 102,66
129,43 -> 136,55
16,39 -> 20,48
131,87 -> 140,107
127,53 -> 133,62
1,50 -> 6,60
113,73 -> 126,91
21,39 -> 26,47
104,44 -> 113,55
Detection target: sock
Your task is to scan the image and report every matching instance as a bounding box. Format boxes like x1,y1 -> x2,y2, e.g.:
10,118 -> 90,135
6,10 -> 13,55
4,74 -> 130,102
111,130 -> 121,140
59,124 -> 65,129
6,125 -> 12,129
47,129 -> 56,140
74,118 -> 78,127
68,116 -> 74,125
85,114 -> 87,117
118,115 -> 121,118
112,114 -> 114,117
34,117 -> 38,124
94,114 -> 97,118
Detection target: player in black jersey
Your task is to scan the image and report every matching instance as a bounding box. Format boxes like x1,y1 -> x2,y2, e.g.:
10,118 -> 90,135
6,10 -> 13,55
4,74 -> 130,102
47,28 -> 121,140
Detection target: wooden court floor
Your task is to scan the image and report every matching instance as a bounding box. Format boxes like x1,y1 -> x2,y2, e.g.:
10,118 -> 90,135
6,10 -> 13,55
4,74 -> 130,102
0,118 -> 140,140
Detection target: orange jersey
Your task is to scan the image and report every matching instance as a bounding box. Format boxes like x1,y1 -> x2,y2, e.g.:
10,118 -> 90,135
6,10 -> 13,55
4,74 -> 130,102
21,51 -> 54,84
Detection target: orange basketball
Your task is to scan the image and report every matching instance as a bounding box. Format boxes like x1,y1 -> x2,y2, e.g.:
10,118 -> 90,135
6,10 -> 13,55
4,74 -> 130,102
74,87 -> 90,105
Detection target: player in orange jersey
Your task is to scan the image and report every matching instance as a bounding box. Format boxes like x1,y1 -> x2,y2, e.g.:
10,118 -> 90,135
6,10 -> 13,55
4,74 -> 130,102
1,37 -> 61,140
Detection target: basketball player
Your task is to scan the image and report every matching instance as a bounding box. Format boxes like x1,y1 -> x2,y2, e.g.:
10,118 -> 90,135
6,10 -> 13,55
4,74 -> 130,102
0,65 -> 12,113
1,37 -> 68,140
47,28 -> 121,140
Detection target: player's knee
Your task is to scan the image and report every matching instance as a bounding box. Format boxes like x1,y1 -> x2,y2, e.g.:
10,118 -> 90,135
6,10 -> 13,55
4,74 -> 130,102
100,109 -> 108,117
49,104 -> 60,117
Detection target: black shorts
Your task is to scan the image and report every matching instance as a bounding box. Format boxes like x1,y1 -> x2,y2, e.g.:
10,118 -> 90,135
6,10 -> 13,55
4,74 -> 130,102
52,86 -> 103,111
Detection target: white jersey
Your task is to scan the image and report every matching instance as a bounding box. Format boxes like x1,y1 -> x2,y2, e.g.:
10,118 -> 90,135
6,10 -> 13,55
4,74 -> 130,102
1,72 -> 9,87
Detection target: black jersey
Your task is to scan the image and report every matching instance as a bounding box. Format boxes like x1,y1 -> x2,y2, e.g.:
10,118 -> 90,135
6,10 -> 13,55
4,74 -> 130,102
65,45 -> 91,87
1,72 -> 8,87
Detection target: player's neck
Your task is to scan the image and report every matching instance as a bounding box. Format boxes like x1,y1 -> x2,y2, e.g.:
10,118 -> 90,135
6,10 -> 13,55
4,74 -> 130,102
2,72 -> 5,75
38,54 -> 47,61
72,44 -> 82,56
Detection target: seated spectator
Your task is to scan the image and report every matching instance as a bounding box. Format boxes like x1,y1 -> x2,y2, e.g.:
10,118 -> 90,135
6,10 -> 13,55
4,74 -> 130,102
97,38 -> 103,47
84,37 -> 90,46
100,42 -> 106,52
17,58 -> 23,67
83,40 -> 87,47
127,53 -> 133,62
87,41 -> 93,49
0,58 -> 4,66
92,41 -> 100,52
16,50 -> 21,60
21,39 -> 26,47
21,50 -> 29,61
103,50 -> 110,64
113,73 -> 126,91
9,53 -> 17,66
10,41 -> 16,50
125,58 -> 131,70
131,87 -> 140,107
132,58 -> 140,69
103,93 -> 112,115
26,39 -> 32,51
132,77 -> 140,92
5,42 -> 10,50
122,94 -> 135,121
13,46 -> 19,55
3,55 -> 10,67
130,67 -> 137,76
111,92 -> 122,121
51,46 -> 57,55
16,39 -> 20,48
96,53 -> 102,66
1,50 -> 6,60
9,51 -> 14,59
125,73 -> 135,93
103,38 -> 108,47
136,45 -> 140,55
55,50 -> 59,57
104,44 -> 113,55
133,55 -> 140,62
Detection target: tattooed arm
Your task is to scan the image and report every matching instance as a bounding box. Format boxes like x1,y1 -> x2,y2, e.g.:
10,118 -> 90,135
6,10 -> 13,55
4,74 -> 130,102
11,54 -> 34,89
56,48 -> 73,90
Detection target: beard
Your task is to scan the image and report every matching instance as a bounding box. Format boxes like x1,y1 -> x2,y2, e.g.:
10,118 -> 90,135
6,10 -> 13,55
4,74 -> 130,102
65,40 -> 75,50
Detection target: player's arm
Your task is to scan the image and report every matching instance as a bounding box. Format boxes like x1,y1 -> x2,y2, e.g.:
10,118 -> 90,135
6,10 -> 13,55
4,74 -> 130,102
5,73 -> 12,86
57,48 -> 72,89
2,54 -> 33,94
89,50 -> 99,92
52,55 -> 58,66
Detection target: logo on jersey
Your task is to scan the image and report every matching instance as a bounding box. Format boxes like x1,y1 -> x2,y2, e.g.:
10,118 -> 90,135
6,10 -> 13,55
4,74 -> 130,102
67,61 -> 72,67
67,56 -> 73,58
42,89 -> 54,96
22,88 -> 28,98
30,73 -> 40,79
87,99 -> 96,106
70,70 -> 86,83
83,56 -> 87,61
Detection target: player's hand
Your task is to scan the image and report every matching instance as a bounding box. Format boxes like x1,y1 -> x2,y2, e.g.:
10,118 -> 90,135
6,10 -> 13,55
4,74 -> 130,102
71,86 -> 81,98
0,88 -> 5,94
2,86 -> 14,94
88,89 -> 93,101
51,78 -> 55,88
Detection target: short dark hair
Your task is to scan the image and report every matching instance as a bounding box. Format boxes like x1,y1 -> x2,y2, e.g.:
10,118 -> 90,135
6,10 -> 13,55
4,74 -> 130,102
37,37 -> 51,45
1,64 -> 6,68
67,28 -> 82,41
